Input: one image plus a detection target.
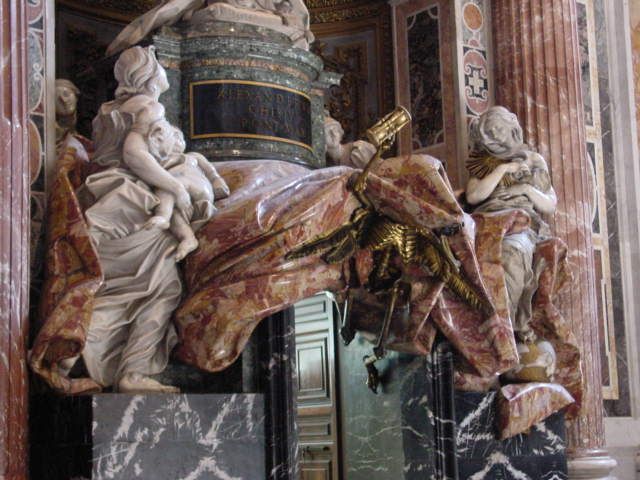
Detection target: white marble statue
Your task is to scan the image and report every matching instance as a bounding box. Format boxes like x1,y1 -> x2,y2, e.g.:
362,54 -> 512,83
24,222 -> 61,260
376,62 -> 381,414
55,79 -> 80,147
106,0 -> 314,57
324,114 -> 376,169
465,106 -> 557,344
65,46 -> 228,393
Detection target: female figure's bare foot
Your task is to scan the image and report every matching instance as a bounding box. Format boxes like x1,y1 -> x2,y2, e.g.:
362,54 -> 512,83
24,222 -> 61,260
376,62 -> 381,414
117,372 -> 180,393
175,236 -> 198,261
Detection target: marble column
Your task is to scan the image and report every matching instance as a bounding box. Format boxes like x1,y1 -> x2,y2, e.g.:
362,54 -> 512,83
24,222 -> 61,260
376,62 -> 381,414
0,1 -> 31,479
491,0 -> 616,478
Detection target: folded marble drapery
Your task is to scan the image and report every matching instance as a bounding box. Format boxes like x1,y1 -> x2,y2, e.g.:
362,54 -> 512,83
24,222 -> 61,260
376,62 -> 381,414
30,138 -> 581,438
454,209 -> 582,435
30,137 -> 104,394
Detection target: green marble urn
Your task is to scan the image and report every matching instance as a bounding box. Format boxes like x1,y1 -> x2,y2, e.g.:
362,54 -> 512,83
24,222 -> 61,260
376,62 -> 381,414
153,22 -> 339,168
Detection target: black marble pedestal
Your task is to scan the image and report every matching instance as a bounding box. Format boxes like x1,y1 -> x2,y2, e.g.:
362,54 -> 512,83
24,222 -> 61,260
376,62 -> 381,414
92,394 -> 265,479
29,310 -> 298,480
338,337 -> 569,479
455,391 -> 568,480
30,393 -> 266,480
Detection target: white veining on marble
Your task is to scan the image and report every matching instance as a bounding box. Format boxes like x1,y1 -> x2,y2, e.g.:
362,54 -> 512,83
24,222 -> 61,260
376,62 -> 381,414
456,392 -> 496,455
468,452 -> 531,480
93,394 -> 264,479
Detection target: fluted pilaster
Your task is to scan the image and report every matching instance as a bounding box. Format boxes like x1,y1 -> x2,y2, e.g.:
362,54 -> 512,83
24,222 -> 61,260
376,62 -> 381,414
0,1 -> 30,479
491,0 -> 615,477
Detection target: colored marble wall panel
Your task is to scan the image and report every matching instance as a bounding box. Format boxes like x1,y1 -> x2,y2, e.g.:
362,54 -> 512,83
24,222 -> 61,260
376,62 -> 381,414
406,5 -> 444,149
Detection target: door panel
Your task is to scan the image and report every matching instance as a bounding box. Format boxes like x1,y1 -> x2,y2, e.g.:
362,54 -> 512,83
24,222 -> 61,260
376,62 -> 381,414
294,294 -> 340,480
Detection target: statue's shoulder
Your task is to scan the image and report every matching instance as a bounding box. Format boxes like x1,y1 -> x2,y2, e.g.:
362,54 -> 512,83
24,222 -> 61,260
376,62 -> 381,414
119,94 -> 161,111
119,95 -> 166,124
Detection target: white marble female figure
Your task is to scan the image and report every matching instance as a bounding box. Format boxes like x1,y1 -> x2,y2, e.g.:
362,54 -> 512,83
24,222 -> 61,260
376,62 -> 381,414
75,46 -> 191,393
465,106 -> 558,344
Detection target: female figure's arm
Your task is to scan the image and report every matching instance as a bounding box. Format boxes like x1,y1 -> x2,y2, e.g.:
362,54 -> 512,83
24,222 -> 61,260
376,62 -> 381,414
504,151 -> 557,214
505,183 -> 557,215
121,97 -> 192,214
466,161 -> 530,205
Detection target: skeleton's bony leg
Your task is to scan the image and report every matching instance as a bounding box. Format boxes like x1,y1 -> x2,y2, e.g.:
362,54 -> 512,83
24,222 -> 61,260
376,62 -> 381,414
362,281 -> 400,394
340,288 -> 356,345
373,280 -> 400,359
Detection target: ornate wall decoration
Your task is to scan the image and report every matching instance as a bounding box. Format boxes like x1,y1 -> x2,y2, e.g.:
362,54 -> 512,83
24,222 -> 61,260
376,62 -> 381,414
576,0 -> 629,414
57,0 -> 154,20
460,1 -> 489,117
406,5 -> 443,149
28,0 -> 55,327
59,26 -> 116,136
310,0 -> 395,144
446,0 -> 492,188
394,0 -> 457,184
55,7 -> 125,136
316,41 -> 369,141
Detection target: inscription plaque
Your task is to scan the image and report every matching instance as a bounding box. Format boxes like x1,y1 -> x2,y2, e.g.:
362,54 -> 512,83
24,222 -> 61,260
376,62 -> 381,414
190,80 -> 313,151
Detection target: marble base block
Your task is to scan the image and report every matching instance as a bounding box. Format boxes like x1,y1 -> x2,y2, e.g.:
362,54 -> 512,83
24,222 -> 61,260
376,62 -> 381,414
29,393 -> 267,479
92,394 -> 265,480
456,391 -> 569,479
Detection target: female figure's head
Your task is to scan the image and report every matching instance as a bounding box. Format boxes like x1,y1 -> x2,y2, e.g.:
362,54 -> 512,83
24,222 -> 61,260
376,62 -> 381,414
469,106 -> 524,158
55,79 -> 80,118
113,46 -> 170,101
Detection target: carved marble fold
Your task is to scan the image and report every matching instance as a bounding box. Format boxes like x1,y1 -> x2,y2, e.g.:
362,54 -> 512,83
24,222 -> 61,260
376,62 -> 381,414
31,140 -> 579,437
456,208 -> 582,438
30,138 -> 103,395
498,383 -> 575,440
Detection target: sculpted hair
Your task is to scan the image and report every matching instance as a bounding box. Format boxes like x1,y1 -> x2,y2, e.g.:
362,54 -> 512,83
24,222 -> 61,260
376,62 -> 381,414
114,46 -> 164,99
469,106 -> 524,157
55,79 -> 80,96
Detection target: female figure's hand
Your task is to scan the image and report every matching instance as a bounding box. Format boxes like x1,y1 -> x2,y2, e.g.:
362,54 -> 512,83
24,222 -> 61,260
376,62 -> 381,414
467,161 -> 529,206
501,161 -> 530,178
505,182 -> 557,214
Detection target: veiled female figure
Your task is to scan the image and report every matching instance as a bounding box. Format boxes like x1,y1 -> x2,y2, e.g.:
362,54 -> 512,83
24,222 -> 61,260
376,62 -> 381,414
465,106 -> 558,344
